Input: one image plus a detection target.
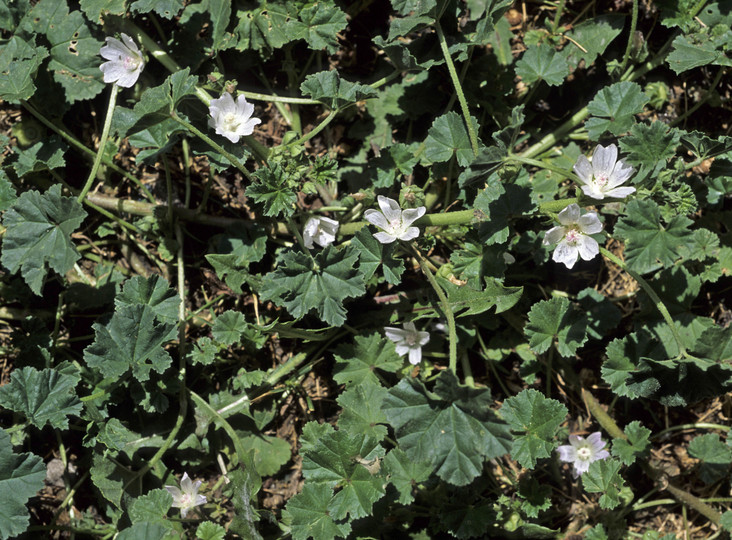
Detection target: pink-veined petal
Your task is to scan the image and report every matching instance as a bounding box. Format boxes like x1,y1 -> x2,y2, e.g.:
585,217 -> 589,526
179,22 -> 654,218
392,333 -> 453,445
373,232 -> 398,244
553,241 -> 578,269
120,34 -> 141,54
604,186 -> 636,199
401,206 -> 426,227
543,226 -> 566,246
363,209 -> 390,231
586,432 -> 605,449
99,62 -> 126,83
114,69 -> 142,88
592,144 -> 617,178
377,195 -> 403,224
609,159 -> 634,186
398,226 -> 420,241
556,444 -> 577,462
578,213 -> 603,234
573,459 -> 591,476
557,203 -> 581,225
577,235 -> 599,261
573,155 -> 593,184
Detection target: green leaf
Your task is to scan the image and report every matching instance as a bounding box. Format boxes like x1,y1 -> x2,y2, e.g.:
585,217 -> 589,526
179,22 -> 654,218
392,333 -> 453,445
23,0 -> 105,102
582,458 -> 627,509
424,111 -> 478,167
518,476 -> 552,518
84,304 -> 177,382
382,371 -> 511,486
130,0 -> 184,18
298,2 -> 347,53
0,429 -> 46,540
117,522 -> 174,540
441,277 -> 523,317
234,3 -> 298,53
0,366 -> 81,429
207,0 -> 232,48
614,199 -> 694,274
500,389 -> 568,468
601,332 -> 661,399
722,510 -> 732,532
116,274 -> 180,325
188,337 -> 221,366
129,489 -> 174,524
382,448 -> 432,504
286,484 -> 351,540
351,227 -> 404,285
586,81 -> 649,138
333,333 -> 402,386
336,380 -> 389,442
240,435 -> 291,477
525,297 -> 588,357
260,245 -> 365,326
196,521 -> 227,540
1,184 -> 87,295
612,421 -> 651,465
474,179 -> 535,245
300,424 -> 386,520
391,0 -> 436,16
667,31 -> 732,74
0,170 -> 17,212
450,238 -> 508,287
618,121 -> 681,183
515,44 -> 569,86
560,14 -> 624,70
12,136 -> 67,177
577,288 -> 622,340
206,224 -> 267,293
688,433 -> 732,484
79,0 -> 127,24
245,163 -> 298,218
680,131 -> 732,160
300,70 -> 378,109
226,467 -> 263,540
212,310 -> 247,346
90,450 -> 138,509
0,36 -> 48,103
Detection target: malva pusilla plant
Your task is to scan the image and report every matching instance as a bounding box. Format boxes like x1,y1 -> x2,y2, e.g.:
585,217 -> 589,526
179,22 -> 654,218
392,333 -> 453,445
0,0 -> 731,538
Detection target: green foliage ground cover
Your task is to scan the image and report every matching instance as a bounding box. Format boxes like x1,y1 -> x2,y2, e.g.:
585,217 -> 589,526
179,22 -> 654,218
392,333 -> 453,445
1,0 -> 732,538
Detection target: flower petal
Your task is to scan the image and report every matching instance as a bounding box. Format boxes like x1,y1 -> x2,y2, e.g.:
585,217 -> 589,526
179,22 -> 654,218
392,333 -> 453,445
577,235 -> 599,261
385,327 -> 408,342
579,183 -> 605,200
377,195 -> 402,224
408,347 -> 422,365
364,209 -> 390,231
543,226 -> 566,246
373,232 -> 398,244
398,226 -> 420,242
604,186 -> 636,199
557,203 -> 580,225
592,144 -> 617,178
556,444 -> 577,462
578,213 -> 603,234
553,240 -> 578,269
401,206 -> 426,227
573,155 -> 592,184
609,159 -> 634,186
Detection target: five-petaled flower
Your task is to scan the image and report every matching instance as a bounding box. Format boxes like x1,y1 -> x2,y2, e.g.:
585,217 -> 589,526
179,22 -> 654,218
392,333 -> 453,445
543,204 -> 602,269
208,92 -> 262,143
364,195 -> 426,244
164,472 -> 207,518
99,33 -> 145,88
385,322 -> 430,365
573,143 -> 635,200
557,432 -> 610,477
303,216 -> 339,249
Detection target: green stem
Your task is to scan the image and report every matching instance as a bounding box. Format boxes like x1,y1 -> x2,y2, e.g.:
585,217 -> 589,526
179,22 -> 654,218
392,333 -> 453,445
538,197 -> 578,215
238,90 -> 320,105
413,246 -> 457,374
289,108 -> 339,148
653,423 -> 730,440
599,247 -> 687,357
507,155 -> 580,182
21,100 -> 156,203
619,0 -> 639,75
435,21 -> 479,156
189,390 -> 249,465
77,85 -> 119,203
170,113 -> 252,180
552,0 -> 567,33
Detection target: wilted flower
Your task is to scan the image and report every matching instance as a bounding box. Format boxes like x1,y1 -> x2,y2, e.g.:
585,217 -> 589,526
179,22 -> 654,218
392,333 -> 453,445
99,33 -> 145,88
385,322 -> 430,365
208,92 -> 261,143
303,216 -> 339,249
164,472 -> 207,518
573,144 -> 635,200
557,432 -> 610,477
364,195 -> 426,244
543,204 -> 602,269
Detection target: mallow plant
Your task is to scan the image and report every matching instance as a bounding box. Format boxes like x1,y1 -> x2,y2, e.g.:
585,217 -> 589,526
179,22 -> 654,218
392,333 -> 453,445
1,0 -> 731,538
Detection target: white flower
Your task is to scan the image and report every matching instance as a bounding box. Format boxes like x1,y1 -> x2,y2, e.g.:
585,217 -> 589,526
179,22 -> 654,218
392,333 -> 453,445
208,92 -> 261,143
573,144 -> 635,200
164,472 -> 207,518
303,216 -> 339,249
557,432 -> 610,477
385,322 -> 430,365
364,195 -> 426,244
99,33 -> 145,88
543,204 -> 602,269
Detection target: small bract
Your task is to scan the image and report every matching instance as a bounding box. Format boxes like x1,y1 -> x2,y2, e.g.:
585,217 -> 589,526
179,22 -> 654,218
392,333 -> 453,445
385,322 -> 430,365
543,204 -> 602,269
164,472 -> 207,518
573,143 -> 635,200
99,33 -> 145,88
364,195 -> 426,244
303,216 -> 339,249
208,92 -> 262,143
557,432 -> 610,477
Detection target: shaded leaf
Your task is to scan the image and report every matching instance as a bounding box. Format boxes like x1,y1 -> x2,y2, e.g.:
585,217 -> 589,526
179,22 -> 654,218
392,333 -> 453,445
586,81 -> 648,138
337,380 -> 389,442
424,111 -> 478,167
333,333 -> 402,386
286,484 -> 351,540
301,70 -> 377,109
352,227 -> 404,285
515,44 -> 569,86
0,36 -> 48,103
382,448 -> 432,504
525,297 -> 588,357
582,459 -> 626,509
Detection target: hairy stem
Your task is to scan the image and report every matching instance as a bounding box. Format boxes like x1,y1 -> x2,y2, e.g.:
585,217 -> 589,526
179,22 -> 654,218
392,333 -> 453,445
619,0 -> 639,75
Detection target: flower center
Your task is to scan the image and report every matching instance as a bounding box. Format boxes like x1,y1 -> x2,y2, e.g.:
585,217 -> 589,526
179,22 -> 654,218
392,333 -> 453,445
180,493 -> 193,507
577,446 -> 593,461
222,113 -> 241,133
564,228 -> 581,245
123,55 -> 140,71
595,174 -> 608,186
405,333 -> 417,346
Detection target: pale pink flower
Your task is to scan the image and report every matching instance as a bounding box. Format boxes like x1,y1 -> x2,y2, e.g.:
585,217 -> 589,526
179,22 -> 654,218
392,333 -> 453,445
165,472 -> 207,518
99,34 -> 144,88
543,204 -> 602,269
385,322 -> 430,365
208,93 -> 261,143
573,144 -> 635,200
364,195 -> 426,244
557,432 -> 610,477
